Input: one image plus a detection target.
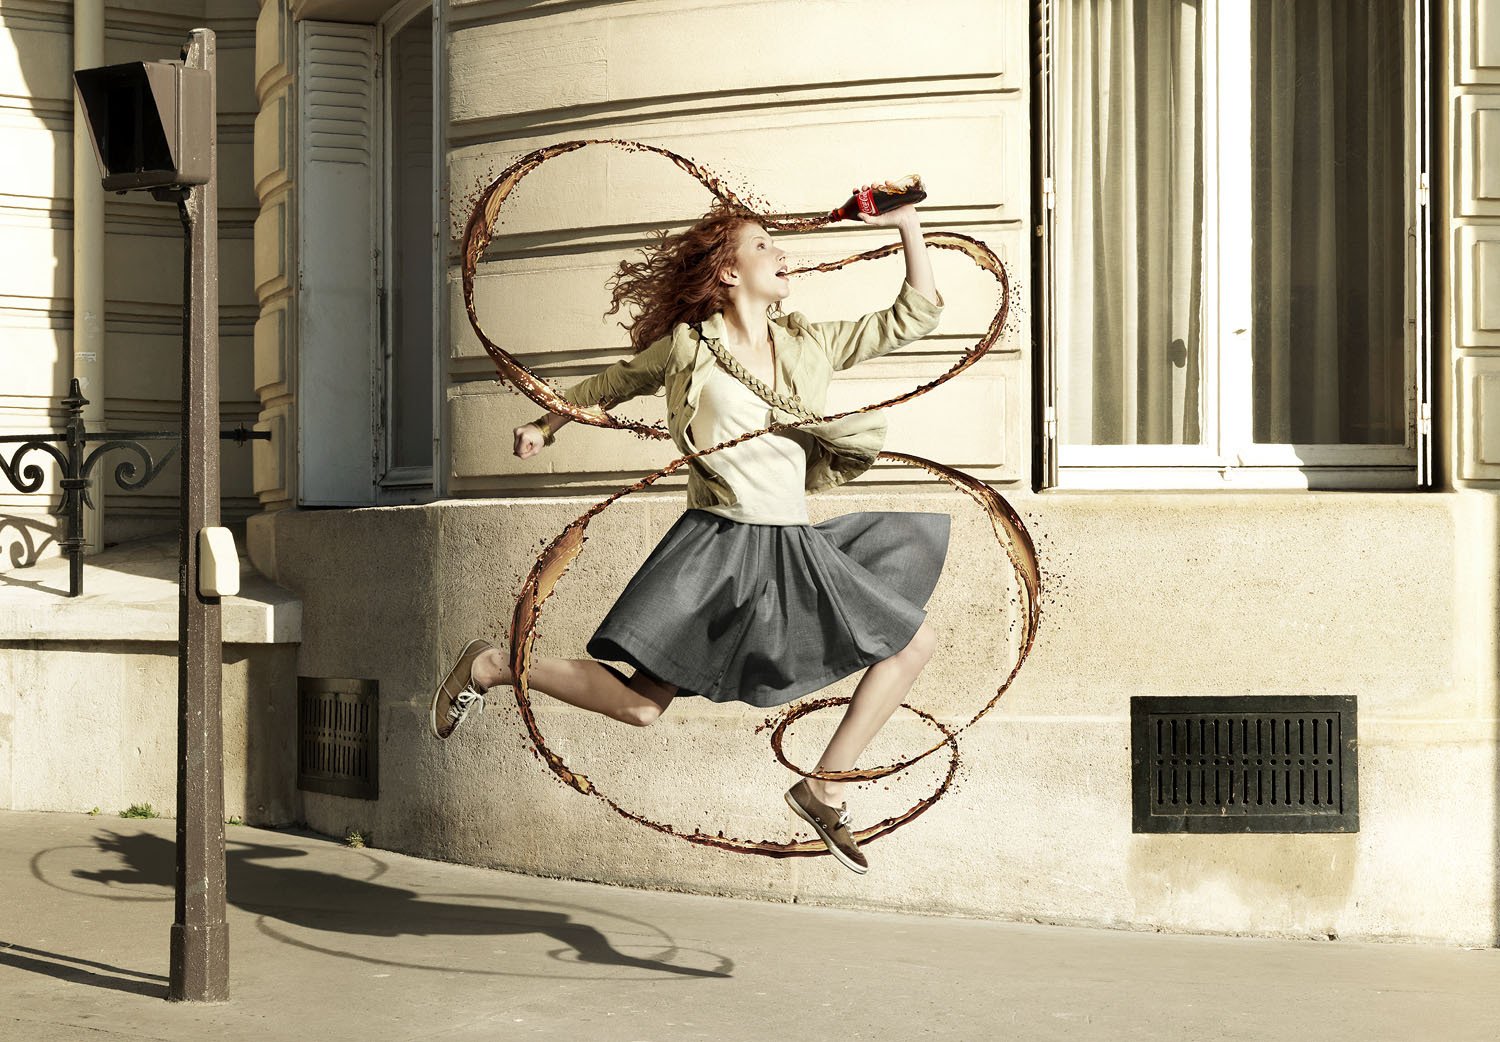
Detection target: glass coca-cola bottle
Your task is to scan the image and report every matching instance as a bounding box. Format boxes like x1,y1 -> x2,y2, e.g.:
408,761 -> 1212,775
828,174 -> 927,222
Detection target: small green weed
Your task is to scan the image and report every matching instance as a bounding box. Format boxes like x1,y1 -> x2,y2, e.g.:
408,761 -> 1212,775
87,806 -> 100,817
225,815 -> 244,826
119,803 -> 158,819
343,829 -> 366,849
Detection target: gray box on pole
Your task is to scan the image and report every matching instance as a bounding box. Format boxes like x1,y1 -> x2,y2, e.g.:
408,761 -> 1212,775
73,59 -> 211,192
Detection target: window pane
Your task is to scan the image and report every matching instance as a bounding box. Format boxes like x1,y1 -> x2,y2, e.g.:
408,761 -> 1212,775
389,10 -> 435,473
1055,0 -> 1205,446
1250,1 -> 1405,445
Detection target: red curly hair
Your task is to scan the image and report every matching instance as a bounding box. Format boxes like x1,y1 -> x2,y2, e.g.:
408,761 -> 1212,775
605,199 -> 783,354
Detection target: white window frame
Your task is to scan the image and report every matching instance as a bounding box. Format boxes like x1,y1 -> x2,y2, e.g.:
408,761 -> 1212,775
375,0 -> 444,502
1038,0 -> 1432,492
294,6 -> 444,508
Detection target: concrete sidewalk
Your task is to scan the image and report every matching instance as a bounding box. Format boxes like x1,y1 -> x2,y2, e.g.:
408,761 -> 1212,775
1,810 -> 1495,1042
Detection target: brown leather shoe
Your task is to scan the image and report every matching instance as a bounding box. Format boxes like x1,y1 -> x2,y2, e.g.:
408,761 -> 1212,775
785,779 -> 868,874
429,638 -> 494,740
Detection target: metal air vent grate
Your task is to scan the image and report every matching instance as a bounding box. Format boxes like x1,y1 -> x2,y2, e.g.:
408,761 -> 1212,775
298,677 -> 379,800
1130,696 -> 1357,833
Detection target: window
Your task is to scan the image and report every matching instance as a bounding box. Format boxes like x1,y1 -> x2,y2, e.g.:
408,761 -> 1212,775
1038,0 -> 1432,489
296,3 -> 441,506
379,3 -> 437,492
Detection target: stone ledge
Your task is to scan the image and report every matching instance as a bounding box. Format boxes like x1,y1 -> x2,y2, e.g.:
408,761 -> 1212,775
0,534 -> 301,644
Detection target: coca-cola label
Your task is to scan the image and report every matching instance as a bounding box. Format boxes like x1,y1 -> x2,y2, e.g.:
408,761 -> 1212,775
856,188 -> 877,216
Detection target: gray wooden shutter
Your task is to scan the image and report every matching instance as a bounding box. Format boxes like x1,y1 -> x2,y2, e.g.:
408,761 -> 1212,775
297,21 -> 378,505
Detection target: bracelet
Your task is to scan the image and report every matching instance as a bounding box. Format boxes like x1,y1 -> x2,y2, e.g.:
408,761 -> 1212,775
530,417 -> 556,446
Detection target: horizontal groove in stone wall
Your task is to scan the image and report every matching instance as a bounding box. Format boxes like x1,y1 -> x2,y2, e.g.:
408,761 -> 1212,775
0,317 -> 261,342
457,213 -> 1016,265
446,101 -> 1014,243
447,336 -> 1010,374
87,404 -> 262,422
105,304 -> 259,323
445,464 -> 1017,496
104,20 -> 258,45
0,205 -> 258,230
0,98 -> 71,120
102,497 -> 261,510
0,204 -> 69,225
448,0 -> 1009,117
452,222 -> 1022,364
447,75 -> 1011,147
449,0 -> 621,31
105,216 -> 259,237
0,3 -> 68,30
0,307 -> 70,327
0,398 -> 80,417
450,208 -> 1020,257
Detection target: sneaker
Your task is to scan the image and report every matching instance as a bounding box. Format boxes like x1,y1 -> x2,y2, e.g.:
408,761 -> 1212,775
429,638 -> 495,740
784,779 -> 868,875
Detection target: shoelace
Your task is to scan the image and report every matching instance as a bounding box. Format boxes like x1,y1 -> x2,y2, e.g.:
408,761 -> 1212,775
448,685 -> 485,722
835,806 -> 851,830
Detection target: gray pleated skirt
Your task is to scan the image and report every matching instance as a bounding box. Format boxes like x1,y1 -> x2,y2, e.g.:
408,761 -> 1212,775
586,507 -> 951,708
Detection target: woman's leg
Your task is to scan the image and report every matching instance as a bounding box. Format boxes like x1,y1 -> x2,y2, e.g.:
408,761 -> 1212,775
805,620 -> 938,807
473,649 -> 677,727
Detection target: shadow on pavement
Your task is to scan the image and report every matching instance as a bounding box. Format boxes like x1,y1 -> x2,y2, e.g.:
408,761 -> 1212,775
33,828 -> 732,987
0,941 -> 168,998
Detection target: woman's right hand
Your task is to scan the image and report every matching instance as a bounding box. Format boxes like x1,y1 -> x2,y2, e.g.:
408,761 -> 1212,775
514,422 -> 547,459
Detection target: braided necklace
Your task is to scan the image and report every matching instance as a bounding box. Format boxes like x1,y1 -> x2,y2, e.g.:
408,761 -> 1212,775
692,323 -> 821,423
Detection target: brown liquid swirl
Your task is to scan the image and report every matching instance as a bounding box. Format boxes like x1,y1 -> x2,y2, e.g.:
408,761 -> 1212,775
460,138 -> 1040,858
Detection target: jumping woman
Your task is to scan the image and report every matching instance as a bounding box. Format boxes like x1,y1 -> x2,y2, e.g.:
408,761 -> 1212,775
431,189 -> 948,874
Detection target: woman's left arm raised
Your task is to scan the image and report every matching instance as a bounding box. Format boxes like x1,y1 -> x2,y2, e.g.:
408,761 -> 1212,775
809,193 -> 946,371
856,196 -> 942,307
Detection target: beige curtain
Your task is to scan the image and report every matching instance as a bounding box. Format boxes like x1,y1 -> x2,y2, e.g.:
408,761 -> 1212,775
1055,0 -> 1203,446
1055,0 -> 1405,449
1251,0 -> 1404,445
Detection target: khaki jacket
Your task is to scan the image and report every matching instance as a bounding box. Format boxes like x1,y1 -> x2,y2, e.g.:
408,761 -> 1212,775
558,279 -> 944,511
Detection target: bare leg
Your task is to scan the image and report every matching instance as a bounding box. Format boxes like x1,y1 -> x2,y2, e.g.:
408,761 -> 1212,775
473,650 -> 677,727
805,621 -> 938,807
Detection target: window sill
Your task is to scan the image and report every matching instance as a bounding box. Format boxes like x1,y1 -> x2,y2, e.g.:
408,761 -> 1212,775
1051,467 -> 1422,492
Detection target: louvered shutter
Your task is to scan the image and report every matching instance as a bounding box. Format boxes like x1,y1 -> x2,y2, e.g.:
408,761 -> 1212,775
297,22 -> 378,505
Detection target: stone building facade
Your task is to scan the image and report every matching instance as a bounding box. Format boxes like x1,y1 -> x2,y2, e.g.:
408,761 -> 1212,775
2,0 -> 1497,946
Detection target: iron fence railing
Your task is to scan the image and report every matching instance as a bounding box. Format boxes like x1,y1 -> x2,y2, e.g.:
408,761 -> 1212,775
0,377 -> 269,596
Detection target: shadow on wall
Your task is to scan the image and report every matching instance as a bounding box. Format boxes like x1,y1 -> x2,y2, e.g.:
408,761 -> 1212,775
3,8 -> 73,571
227,642 -> 301,826
48,829 -> 733,981
5,6 -> 261,568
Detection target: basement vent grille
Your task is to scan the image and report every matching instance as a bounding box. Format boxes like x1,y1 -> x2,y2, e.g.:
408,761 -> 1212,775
298,677 -> 379,800
1130,696 -> 1357,834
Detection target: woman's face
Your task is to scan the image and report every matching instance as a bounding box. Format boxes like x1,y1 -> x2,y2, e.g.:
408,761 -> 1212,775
723,222 -> 790,305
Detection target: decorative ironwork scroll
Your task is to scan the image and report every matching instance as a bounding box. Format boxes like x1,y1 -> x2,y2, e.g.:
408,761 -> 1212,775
0,378 -> 269,595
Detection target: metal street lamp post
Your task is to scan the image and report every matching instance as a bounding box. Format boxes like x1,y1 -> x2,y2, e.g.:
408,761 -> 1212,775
167,28 -> 227,1004
74,26 -> 230,1002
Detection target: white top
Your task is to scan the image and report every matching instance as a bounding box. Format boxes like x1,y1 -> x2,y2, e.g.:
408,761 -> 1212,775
689,361 -> 814,525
